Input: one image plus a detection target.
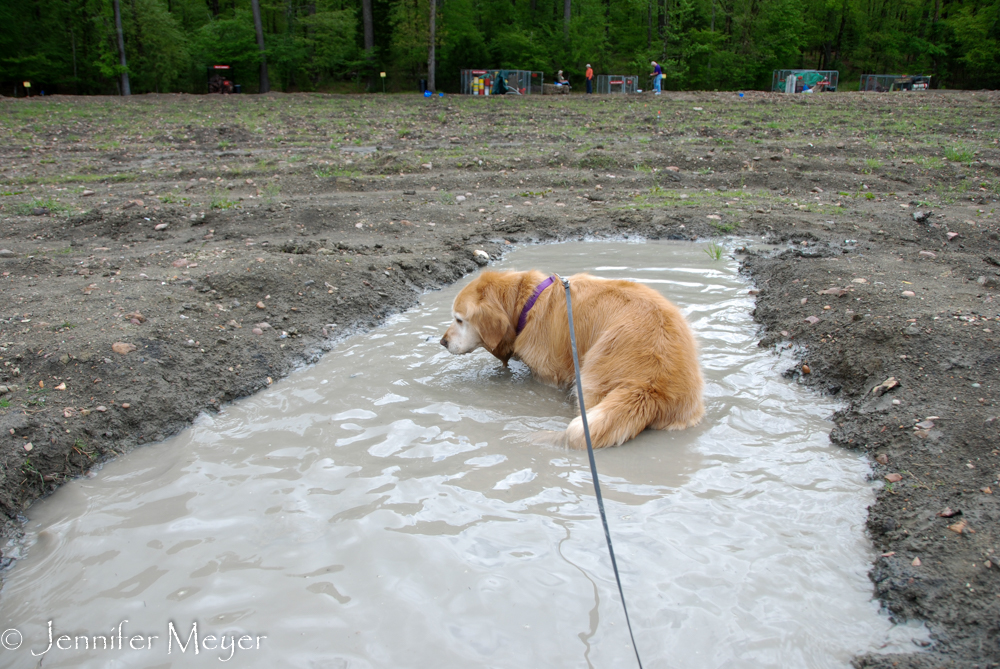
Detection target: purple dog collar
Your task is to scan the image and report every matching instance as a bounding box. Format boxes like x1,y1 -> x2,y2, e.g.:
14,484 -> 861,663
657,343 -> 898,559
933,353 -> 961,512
516,276 -> 556,334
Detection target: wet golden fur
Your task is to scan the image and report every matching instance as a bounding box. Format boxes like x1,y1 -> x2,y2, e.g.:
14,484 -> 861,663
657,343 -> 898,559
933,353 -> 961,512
440,270 -> 704,448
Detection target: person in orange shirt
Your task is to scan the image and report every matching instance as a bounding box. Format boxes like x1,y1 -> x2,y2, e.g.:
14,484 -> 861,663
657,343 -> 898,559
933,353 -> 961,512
585,63 -> 594,94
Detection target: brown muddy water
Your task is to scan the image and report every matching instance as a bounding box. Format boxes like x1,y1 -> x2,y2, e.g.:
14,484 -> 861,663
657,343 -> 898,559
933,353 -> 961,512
0,241 -> 927,668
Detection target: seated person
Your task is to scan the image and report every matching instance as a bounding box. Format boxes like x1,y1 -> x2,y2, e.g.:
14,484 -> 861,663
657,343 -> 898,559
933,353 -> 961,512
555,70 -> 570,87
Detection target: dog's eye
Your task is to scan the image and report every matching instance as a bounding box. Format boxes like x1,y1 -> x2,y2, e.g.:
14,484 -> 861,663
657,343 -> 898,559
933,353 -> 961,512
455,318 -> 463,324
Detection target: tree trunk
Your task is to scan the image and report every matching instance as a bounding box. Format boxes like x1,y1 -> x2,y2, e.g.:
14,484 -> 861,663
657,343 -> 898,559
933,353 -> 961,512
647,0 -> 652,47
70,27 -> 78,92
564,0 -> 570,37
112,0 -> 130,96
362,0 -> 374,89
251,0 -> 270,93
428,0 -> 436,91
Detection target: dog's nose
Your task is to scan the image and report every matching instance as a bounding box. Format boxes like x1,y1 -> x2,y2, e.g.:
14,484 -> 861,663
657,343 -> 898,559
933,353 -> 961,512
439,336 -> 448,348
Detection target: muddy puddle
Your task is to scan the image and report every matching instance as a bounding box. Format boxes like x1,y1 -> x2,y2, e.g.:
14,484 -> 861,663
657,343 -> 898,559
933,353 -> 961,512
0,241 -> 926,667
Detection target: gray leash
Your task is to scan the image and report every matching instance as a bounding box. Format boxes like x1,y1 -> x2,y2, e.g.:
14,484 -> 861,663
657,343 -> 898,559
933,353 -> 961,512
560,277 -> 643,669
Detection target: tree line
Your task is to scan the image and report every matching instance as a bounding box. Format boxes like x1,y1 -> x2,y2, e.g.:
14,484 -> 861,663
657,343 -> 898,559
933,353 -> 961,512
1,0 -> 997,96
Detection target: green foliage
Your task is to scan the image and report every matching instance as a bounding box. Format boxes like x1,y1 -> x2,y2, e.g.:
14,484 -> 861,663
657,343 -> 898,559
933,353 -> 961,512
944,145 -> 974,164
704,242 -> 724,260
0,0 -> 998,94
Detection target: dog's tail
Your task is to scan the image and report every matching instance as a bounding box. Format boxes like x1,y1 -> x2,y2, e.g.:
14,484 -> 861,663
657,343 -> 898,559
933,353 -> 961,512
566,383 -> 703,449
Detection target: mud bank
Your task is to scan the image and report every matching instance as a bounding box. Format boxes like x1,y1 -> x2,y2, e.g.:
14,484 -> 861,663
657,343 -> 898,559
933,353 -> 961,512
0,90 -> 998,666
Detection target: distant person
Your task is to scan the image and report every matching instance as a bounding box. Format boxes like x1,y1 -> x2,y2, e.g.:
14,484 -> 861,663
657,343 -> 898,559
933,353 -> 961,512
585,64 -> 594,94
556,70 -> 570,88
650,61 -> 663,95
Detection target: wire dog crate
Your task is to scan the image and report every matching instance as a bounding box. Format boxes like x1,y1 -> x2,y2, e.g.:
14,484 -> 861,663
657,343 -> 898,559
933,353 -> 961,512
860,74 -> 931,92
594,75 -> 639,94
460,70 -> 544,95
771,70 -> 839,93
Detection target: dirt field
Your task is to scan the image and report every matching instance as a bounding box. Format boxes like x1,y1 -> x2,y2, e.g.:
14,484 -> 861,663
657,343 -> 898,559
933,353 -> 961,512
1,90 -> 998,667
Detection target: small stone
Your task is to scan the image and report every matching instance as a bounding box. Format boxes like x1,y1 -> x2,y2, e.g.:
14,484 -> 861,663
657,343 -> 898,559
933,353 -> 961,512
421,163 -> 433,170
0,386 -> 8,394
901,290 -> 915,298
257,301 -> 266,309
665,166 -> 680,172
919,250 -> 937,258
875,454 -> 889,465
0,249 -> 15,257
121,403 -> 130,409
54,382 -> 67,391
982,486 -> 993,494
172,258 -> 189,268
946,232 -> 959,241
884,473 -> 903,483
96,405 -> 108,412
911,557 -> 921,567
947,519 -> 968,534
801,364 -> 811,374
256,322 -> 272,330
154,223 -> 169,231
937,507 -> 960,518
24,443 -> 32,452
252,328 -> 263,335
913,210 -> 932,223
112,342 -> 137,355
82,190 -> 95,196
780,330 -> 789,337
801,297 -> 808,305
804,316 -> 820,324
456,195 -> 466,202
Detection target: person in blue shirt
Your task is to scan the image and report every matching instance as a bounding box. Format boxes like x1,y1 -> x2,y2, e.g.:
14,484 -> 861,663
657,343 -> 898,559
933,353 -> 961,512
650,61 -> 663,95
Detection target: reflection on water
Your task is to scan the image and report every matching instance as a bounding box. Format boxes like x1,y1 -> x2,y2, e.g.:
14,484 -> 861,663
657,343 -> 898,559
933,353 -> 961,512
0,241 -> 925,668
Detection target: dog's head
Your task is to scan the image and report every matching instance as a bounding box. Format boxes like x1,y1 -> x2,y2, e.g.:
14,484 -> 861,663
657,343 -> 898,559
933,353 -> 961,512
440,272 -> 524,365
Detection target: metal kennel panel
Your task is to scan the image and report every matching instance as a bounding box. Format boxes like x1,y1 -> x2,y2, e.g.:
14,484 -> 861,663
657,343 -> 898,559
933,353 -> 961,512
460,69 -> 540,95
771,69 -> 839,92
595,75 -> 639,94
860,74 -> 930,91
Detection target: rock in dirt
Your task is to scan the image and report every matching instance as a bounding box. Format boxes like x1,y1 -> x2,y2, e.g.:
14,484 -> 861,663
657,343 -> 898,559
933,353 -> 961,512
0,249 -> 15,257
913,210 -> 933,223
871,377 -> 899,396
885,473 -> 903,483
112,342 -> 137,355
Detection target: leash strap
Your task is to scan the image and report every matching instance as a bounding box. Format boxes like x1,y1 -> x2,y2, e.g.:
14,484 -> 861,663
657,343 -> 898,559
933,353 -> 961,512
560,277 -> 643,669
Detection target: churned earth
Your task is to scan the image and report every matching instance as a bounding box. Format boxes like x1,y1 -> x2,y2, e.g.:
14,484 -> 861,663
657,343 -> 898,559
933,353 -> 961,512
0,90 -> 998,667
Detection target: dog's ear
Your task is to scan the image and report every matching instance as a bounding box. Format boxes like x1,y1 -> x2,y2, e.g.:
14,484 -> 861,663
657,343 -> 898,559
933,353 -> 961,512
473,299 -> 516,366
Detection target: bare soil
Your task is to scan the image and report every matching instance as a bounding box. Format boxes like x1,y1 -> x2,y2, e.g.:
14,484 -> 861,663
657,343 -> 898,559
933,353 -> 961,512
1,90 -> 998,667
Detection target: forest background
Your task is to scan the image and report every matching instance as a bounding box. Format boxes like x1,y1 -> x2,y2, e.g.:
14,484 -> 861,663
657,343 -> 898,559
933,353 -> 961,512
1,0 -> 998,95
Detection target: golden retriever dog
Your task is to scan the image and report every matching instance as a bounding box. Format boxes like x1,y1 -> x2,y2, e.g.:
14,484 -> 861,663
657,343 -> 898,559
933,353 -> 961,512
440,270 -> 704,448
